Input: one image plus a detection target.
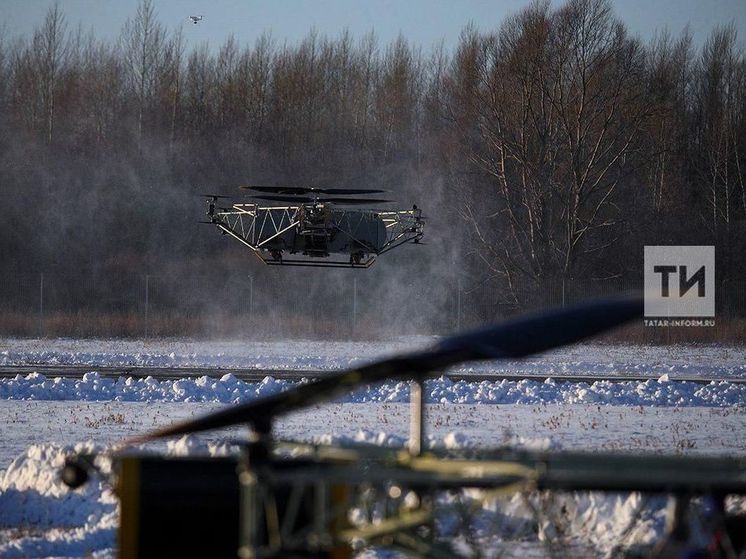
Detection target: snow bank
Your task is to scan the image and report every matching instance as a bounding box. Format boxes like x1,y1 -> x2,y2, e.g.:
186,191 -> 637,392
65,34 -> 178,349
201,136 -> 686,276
0,372 -> 293,403
0,443 -> 117,558
0,437 -> 238,558
1,372 -> 744,407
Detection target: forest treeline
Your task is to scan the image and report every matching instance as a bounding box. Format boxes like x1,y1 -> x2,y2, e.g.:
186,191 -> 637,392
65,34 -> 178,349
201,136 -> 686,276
0,0 -> 744,335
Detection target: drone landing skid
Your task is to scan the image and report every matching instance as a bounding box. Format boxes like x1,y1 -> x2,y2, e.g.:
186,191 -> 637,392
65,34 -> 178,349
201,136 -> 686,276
261,255 -> 376,268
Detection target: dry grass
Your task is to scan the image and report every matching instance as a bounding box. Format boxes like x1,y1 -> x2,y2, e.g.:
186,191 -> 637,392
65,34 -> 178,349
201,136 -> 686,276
600,319 -> 746,345
0,310 -> 744,344
0,310 -> 358,339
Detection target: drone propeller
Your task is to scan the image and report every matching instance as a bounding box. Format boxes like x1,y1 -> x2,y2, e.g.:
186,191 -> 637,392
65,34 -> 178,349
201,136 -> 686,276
251,195 -> 394,206
318,188 -> 387,195
200,194 -> 232,200
126,295 -> 642,445
241,185 -> 388,196
251,194 -> 314,204
322,197 -> 394,205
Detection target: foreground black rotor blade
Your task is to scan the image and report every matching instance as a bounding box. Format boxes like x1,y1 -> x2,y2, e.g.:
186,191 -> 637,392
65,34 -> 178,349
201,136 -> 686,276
128,296 -> 642,444
241,185 -> 387,195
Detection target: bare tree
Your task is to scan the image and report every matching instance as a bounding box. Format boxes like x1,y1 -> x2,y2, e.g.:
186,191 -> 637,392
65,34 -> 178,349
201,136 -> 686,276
120,0 -> 165,147
693,24 -> 745,235
645,29 -> 693,216
32,3 -> 68,143
548,0 -> 650,282
375,35 -> 422,161
446,0 -> 653,306
352,31 -> 379,158
0,26 -> 8,113
76,32 -> 123,146
215,35 -> 240,134
242,33 -> 274,146
159,28 -> 184,152
184,43 -> 215,136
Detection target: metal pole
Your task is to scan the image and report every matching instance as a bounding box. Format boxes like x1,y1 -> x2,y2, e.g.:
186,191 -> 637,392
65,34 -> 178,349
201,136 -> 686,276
408,380 -> 424,456
39,272 -> 44,338
352,277 -> 357,334
144,274 -> 149,339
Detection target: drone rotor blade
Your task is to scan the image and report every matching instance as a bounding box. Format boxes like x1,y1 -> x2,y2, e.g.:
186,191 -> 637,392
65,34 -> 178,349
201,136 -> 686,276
251,195 -> 314,204
316,188 -> 388,195
250,195 -> 393,205
200,193 -> 232,199
322,197 -> 394,205
243,186 -> 312,195
241,185 -> 388,196
127,296 -> 642,444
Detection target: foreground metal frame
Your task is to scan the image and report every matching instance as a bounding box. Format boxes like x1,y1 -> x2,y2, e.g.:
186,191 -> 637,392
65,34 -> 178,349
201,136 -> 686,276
225,379 -> 746,557
61,297 -> 746,557
67,416 -> 746,558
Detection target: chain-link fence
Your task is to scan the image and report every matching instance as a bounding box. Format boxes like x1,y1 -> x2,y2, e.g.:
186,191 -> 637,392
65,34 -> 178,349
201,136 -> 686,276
1,269 -> 744,340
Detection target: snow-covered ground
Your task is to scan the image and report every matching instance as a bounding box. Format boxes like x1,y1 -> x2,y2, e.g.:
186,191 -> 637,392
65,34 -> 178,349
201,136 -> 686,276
2,337 -> 745,379
0,339 -> 744,557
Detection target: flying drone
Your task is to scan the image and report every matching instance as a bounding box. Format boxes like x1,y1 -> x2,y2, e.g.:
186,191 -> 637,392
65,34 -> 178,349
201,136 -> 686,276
203,186 -> 424,268
189,15 -> 203,24
60,296 -> 746,558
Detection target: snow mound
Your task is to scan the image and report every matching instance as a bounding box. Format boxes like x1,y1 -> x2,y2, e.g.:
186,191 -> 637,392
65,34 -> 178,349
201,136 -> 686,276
165,435 -> 237,457
2,373 -> 744,407
0,437 -> 241,557
0,442 -> 117,558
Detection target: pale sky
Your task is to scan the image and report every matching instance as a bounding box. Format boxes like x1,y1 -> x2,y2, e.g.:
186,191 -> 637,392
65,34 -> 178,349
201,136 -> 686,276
3,0 -> 745,52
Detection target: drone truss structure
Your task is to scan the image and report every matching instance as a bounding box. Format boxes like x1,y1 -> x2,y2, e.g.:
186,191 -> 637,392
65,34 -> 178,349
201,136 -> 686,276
204,189 -> 424,268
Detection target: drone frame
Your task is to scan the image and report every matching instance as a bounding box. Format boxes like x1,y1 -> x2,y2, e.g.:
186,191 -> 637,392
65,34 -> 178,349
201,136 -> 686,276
205,199 -> 424,268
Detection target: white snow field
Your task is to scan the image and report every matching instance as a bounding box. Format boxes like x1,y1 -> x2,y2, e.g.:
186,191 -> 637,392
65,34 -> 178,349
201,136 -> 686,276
0,339 -> 744,557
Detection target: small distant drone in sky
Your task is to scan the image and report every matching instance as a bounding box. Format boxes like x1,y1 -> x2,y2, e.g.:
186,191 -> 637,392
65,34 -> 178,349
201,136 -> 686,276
189,15 -> 204,24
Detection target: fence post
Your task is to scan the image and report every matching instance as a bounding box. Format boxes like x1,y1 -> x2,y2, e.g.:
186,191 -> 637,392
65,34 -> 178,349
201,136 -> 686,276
38,272 -> 44,338
144,274 -> 149,338
352,276 -> 358,334
456,277 -> 461,332
248,275 -> 254,319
